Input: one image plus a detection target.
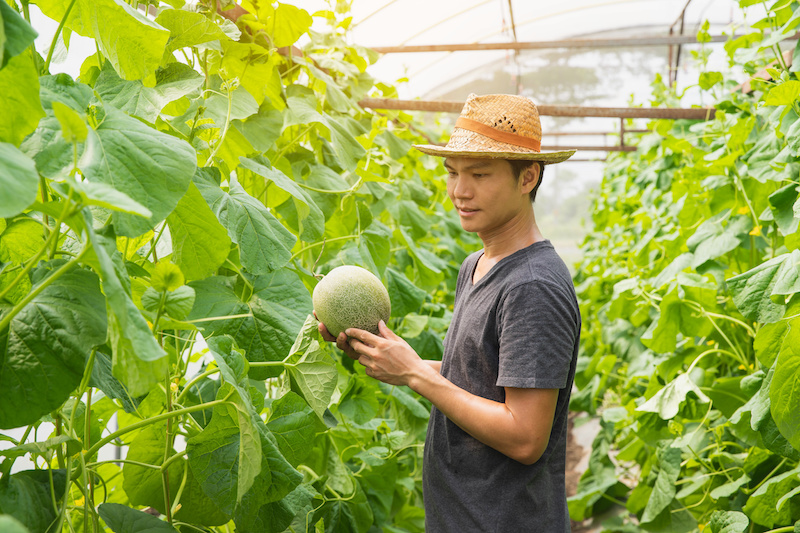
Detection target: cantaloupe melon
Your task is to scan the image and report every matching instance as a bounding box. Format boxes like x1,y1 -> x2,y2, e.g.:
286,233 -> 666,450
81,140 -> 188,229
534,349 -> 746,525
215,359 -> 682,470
312,265 -> 391,338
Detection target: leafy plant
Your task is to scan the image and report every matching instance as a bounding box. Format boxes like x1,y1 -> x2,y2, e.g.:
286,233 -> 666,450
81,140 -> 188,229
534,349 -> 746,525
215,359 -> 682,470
0,1 -> 478,531
570,1 -> 800,531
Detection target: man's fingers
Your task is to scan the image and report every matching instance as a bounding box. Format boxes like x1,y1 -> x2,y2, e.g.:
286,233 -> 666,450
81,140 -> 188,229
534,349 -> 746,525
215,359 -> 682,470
318,322 -> 336,342
345,327 -> 382,347
377,320 -> 399,340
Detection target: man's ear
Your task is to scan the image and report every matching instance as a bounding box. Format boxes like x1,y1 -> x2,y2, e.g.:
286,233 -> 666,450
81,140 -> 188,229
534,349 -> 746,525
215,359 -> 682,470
520,162 -> 541,192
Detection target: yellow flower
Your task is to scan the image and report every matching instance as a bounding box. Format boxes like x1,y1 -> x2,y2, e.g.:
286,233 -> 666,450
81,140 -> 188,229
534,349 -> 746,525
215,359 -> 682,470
74,496 -> 85,506
170,382 -> 179,393
749,226 -> 761,236
737,206 -> 749,215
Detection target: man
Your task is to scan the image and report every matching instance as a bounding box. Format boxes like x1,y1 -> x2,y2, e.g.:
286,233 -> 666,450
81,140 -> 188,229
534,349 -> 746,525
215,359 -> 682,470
318,93 -> 581,532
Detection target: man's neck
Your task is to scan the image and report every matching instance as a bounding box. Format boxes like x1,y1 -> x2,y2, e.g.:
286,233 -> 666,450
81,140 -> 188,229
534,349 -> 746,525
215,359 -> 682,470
478,208 -> 544,262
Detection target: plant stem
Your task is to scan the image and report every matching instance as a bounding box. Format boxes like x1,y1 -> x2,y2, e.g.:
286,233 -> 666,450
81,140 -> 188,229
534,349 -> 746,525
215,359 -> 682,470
84,397 -> 231,458
43,0 -> 77,74
290,234 -> 359,261
176,368 -> 221,403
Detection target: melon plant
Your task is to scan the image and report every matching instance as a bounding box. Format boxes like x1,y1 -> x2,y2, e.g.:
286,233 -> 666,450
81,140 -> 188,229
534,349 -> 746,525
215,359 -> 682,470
313,265 -> 392,337
0,1 -> 479,531
569,4 -> 800,531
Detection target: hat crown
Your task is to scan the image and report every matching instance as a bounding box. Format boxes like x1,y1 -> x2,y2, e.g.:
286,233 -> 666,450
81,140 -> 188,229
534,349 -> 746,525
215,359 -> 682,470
460,93 -> 542,144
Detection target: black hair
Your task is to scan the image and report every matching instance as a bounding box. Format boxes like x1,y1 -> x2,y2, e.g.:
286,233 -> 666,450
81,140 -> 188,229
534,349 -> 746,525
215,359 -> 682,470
507,160 -> 544,203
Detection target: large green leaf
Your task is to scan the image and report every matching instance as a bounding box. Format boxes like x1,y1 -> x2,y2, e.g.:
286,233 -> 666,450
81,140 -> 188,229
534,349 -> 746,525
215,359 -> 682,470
84,220 -> 167,397
122,421 -> 183,509
193,170 -> 296,274
34,0 -> 169,80
20,75 -> 92,179
234,483 -> 317,533
187,384 -> 262,515
636,373 -> 710,420
0,50 -> 44,146
771,322 -> 800,451
686,212 -> 751,267
641,446 -> 682,524
80,105 -> 196,237
266,391 -> 325,466
239,156 -> 325,242
708,511 -> 749,533
154,8 -> 230,52
285,316 -> 337,419
0,143 -> 38,218
189,269 -> 311,380
98,503 -> 178,533
167,181 -> 231,280
0,267 -> 106,429
94,62 -> 203,123
386,267 -> 427,317
0,469 -> 66,532
743,465 -> 800,527
0,1 -> 37,68
727,254 -> 788,324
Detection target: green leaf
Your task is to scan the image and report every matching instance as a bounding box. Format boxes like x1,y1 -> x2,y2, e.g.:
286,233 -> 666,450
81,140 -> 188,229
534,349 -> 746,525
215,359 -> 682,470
79,106 -> 196,237
267,3 -> 312,48
35,0 -> 169,80
641,446 -> 682,523
743,465 -> 800,527
285,315 -> 337,419
770,322 -> 800,451
187,384 -> 262,515
0,143 -> 38,218
699,71 -> 723,90
0,435 -> 81,460
322,114 -> 366,172
98,503 -> 178,533
122,421 -> 184,509
141,285 -> 195,320
234,483 -> 316,533
51,100 -> 87,143
686,212 -> 751,267
266,391 -> 325,466
0,515 -> 29,533
0,470 -> 66,532
0,267 -> 107,429
635,373 -> 710,420
0,50 -> 45,146
768,183 -> 800,235
708,511 -> 749,533
727,254 -> 788,324
240,157 -> 325,242
313,479 -> 373,533
193,171 -> 296,274
385,267 -> 427,317
84,220 -> 167,397
0,1 -> 37,68
765,80 -> 800,106
70,180 -> 152,217
94,62 -> 203,123
151,261 -> 184,292
189,269 -> 311,380
167,181 -> 232,280
0,219 -> 43,305
154,8 -> 230,52
773,249 -> 800,295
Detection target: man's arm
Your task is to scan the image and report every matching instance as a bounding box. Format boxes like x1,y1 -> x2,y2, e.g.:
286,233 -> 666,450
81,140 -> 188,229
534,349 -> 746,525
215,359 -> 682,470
339,321 -> 558,465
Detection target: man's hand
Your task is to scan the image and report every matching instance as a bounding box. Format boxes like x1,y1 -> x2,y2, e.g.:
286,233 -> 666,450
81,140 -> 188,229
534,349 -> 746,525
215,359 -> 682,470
315,312 -> 361,361
343,321 -> 428,386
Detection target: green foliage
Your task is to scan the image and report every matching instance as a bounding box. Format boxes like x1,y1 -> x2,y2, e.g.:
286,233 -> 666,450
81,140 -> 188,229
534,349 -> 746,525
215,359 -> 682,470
571,3 -> 800,531
0,1 -> 476,531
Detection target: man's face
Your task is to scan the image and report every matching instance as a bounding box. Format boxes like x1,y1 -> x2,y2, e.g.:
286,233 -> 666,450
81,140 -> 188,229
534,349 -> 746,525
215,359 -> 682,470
443,157 -> 538,236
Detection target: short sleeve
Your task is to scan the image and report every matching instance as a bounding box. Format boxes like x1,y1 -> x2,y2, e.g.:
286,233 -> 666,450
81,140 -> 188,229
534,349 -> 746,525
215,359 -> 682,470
496,280 -> 578,389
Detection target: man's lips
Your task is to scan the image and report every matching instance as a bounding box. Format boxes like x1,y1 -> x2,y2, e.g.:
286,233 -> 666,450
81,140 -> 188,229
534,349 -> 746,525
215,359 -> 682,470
457,207 -> 479,216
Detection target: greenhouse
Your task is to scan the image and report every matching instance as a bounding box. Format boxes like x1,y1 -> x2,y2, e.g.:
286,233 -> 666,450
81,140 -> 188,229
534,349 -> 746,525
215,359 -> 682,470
0,0 -> 799,532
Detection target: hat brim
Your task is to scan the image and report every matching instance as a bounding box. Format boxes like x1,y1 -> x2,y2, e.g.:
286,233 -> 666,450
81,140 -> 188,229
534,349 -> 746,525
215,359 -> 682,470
411,144 -> 576,164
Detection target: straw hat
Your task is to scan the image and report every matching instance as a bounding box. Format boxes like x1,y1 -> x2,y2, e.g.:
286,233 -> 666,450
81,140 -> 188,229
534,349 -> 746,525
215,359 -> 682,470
413,93 -> 576,164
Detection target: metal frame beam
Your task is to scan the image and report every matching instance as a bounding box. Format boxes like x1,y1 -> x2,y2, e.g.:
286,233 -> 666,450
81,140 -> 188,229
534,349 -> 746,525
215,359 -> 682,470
368,33 -> 799,54
358,98 -> 716,120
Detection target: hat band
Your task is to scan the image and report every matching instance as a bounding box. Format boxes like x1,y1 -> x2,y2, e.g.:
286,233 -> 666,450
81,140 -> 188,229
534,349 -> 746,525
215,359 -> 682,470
455,117 -> 541,152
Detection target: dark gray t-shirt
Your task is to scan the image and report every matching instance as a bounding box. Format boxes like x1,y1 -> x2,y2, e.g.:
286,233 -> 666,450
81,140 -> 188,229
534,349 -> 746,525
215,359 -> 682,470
423,240 -> 581,533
